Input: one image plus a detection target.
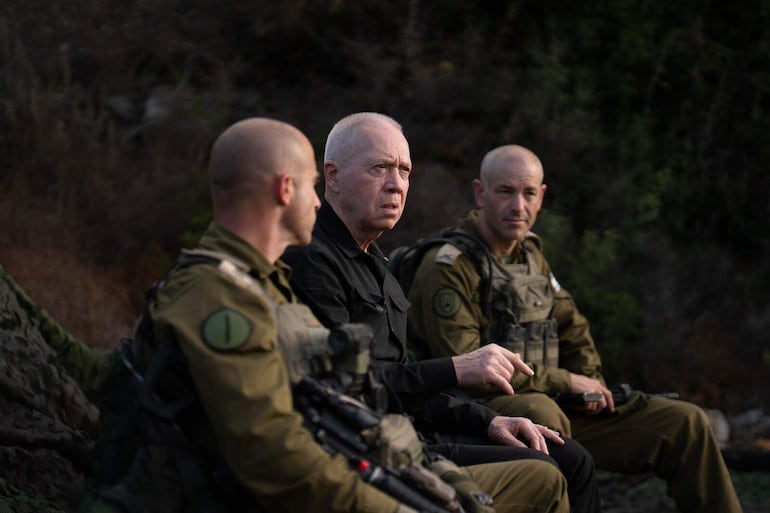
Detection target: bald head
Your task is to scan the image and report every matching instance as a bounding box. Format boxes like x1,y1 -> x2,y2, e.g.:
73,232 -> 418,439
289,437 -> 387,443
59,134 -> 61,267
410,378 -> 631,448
324,112 -> 403,169
209,117 -> 313,197
480,144 -> 544,186
473,144 -> 547,255
206,118 -> 320,259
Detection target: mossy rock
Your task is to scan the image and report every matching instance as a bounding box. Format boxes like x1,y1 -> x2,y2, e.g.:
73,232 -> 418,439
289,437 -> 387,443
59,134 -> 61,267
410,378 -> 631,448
0,266 -> 102,512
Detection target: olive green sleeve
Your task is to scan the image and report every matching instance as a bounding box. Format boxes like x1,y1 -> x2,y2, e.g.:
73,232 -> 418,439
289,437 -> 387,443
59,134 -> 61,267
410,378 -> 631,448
154,268 -> 399,513
407,248 -> 487,358
0,263 -> 112,400
407,249 -> 572,394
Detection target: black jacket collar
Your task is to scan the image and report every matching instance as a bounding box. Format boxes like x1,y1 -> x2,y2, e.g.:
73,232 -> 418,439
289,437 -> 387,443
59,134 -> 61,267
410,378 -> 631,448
316,202 -> 386,260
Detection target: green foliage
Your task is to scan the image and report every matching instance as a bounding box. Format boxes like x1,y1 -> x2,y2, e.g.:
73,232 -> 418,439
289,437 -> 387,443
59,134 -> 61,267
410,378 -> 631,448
731,470 -> 770,507
537,211 -> 642,381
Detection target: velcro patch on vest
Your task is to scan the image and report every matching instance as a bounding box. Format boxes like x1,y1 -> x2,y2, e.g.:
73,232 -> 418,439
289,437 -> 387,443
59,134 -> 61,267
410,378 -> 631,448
434,243 -> 462,266
433,288 -> 461,318
549,272 -> 561,292
201,308 -> 253,351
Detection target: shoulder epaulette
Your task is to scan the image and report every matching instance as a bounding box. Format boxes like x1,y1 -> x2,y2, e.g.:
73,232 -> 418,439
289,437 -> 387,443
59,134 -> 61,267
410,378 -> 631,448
178,249 -> 271,305
434,243 -> 463,266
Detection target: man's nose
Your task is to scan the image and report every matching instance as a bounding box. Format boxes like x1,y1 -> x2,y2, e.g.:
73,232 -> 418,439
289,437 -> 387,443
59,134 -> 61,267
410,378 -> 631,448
509,193 -> 524,211
384,168 -> 406,191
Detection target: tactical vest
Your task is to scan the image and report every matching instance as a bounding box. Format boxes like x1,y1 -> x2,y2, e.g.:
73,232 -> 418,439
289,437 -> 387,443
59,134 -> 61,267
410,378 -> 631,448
435,238 -> 560,368
486,243 -> 560,368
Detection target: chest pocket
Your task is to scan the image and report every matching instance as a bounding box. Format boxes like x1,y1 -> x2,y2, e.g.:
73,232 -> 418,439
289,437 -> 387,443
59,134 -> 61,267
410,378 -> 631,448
385,279 -> 411,356
498,263 -> 553,323
387,287 -> 410,316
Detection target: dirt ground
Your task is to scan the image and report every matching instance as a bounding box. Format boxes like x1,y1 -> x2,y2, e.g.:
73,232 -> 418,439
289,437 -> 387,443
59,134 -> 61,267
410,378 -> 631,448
597,468 -> 770,513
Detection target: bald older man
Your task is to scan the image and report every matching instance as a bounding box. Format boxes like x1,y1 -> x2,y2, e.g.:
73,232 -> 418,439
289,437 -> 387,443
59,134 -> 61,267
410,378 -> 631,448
406,144 -> 743,513
84,120 -> 570,513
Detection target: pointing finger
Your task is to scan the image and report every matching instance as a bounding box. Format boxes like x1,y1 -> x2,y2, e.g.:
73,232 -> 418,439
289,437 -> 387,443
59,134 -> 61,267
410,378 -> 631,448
506,352 -> 534,376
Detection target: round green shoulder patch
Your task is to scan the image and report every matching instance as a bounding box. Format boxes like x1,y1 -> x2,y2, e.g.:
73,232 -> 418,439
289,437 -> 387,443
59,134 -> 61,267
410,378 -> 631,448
433,288 -> 461,318
201,308 -> 252,351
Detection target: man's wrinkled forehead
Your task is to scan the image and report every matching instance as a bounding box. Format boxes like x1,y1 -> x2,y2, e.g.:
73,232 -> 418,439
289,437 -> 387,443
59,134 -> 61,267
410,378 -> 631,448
353,122 -> 410,162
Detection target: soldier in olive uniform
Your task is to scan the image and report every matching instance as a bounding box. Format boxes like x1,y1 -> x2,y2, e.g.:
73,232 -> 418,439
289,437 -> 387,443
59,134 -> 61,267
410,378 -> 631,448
85,122 -> 570,513
406,144 -> 743,513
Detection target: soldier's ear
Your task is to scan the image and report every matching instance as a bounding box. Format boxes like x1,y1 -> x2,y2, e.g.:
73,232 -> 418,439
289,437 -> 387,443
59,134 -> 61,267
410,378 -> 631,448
324,161 -> 341,193
275,174 -> 293,206
472,179 -> 485,207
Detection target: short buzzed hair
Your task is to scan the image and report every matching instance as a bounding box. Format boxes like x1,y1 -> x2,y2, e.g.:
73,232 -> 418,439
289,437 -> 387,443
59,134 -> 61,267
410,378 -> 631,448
479,144 -> 543,186
324,112 -> 402,167
209,118 -> 307,192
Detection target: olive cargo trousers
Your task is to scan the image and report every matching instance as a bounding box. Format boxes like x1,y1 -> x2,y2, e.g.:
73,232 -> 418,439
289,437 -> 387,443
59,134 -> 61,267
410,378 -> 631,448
485,393 -> 742,513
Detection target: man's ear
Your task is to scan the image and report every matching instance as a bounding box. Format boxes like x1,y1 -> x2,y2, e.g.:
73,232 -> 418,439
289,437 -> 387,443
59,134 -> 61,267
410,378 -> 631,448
472,178 -> 485,207
275,174 -> 293,206
324,161 -> 340,193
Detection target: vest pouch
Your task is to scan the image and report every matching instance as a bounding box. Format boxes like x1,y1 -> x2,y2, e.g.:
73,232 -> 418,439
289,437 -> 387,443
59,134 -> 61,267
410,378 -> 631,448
524,322 -> 544,365
543,319 -> 559,368
500,323 -> 526,356
502,272 -> 553,323
500,321 -> 559,367
501,323 -> 546,366
362,414 -> 424,468
429,459 -> 495,513
400,463 -> 458,506
275,304 -> 331,385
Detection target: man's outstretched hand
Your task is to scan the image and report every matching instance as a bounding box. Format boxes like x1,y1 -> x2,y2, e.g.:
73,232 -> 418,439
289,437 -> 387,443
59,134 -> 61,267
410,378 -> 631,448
451,344 -> 533,395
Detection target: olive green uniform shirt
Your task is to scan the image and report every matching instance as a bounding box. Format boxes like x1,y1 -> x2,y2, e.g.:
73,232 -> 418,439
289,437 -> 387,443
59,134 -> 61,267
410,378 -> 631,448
407,211 -> 604,394
150,224 -> 399,513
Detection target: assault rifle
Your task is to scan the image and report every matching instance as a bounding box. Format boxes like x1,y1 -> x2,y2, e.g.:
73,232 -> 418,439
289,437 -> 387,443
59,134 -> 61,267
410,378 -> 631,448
290,321 -> 465,513
295,377 -> 461,513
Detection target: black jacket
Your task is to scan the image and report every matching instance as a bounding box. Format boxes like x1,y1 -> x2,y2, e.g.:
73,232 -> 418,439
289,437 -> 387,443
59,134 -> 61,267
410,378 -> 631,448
283,202 -> 497,435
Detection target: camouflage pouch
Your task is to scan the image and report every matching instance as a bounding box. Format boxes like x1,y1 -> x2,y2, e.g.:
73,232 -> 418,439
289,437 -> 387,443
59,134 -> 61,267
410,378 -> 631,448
400,464 -> 458,507
429,459 -> 495,513
362,414 -> 423,468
